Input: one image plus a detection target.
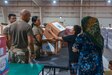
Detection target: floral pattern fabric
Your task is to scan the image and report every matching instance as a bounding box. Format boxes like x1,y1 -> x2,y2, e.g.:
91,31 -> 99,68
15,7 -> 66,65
73,33 -> 103,75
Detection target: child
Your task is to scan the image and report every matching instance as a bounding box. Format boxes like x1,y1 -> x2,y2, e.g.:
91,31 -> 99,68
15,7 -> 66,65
104,60 -> 112,75
109,60 -> 112,70
48,25 -> 81,75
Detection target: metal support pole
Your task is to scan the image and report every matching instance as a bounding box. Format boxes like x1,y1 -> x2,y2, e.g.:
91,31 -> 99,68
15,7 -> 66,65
1,7 -> 8,23
79,0 -> 83,25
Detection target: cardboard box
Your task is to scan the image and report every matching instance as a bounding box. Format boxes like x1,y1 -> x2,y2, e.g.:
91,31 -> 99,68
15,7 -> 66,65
0,36 -> 6,57
43,29 -> 54,39
42,22 -> 65,54
46,22 -> 65,36
0,54 -> 9,75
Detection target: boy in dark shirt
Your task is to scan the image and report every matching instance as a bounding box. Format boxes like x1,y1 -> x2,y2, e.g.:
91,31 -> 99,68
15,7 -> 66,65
49,25 -> 81,75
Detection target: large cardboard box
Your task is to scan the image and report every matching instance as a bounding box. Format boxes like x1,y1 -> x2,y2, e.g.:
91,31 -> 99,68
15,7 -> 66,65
0,36 -> 6,57
44,22 -> 65,38
42,22 -> 65,54
0,54 -> 9,75
43,29 -> 54,39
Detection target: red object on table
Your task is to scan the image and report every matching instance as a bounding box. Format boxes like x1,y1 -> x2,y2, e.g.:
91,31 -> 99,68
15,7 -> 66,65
0,35 -> 6,57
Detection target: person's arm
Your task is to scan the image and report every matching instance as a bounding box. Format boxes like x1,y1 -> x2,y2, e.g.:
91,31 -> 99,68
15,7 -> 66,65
27,27 -> 35,59
28,35 -> 34,52
32,27 -> 43,43
28,35 -> 36,59
48,29 -> 63,41
35,34 -> 42,43
6,35 -> 11,50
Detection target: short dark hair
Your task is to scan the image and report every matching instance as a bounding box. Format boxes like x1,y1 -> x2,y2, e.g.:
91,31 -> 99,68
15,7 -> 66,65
73,25 -> 81,35
8,14 -> 16,19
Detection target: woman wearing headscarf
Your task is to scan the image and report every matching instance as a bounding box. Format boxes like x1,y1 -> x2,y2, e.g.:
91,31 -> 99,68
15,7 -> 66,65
72,16 -> 104,75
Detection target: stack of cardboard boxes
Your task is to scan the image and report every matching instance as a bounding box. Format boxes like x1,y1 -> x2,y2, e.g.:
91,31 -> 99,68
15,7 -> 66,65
0,35 -> 8,75
42,22 -> 65,54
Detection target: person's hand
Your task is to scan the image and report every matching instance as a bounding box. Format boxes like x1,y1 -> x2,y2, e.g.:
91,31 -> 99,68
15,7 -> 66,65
30,53 -> 36,59
72,47 -> 78,52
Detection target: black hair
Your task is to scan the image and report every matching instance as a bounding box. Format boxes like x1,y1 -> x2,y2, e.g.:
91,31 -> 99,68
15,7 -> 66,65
8,14 -> 16,19
31,16 -> 38,28
73,25 -> 81,35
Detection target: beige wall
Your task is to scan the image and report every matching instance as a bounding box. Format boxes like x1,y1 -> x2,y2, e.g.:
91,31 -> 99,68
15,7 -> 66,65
0,1 -> 112,27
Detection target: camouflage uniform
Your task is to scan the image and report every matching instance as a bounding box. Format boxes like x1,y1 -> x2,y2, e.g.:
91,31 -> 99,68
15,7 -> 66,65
32,26 -> 43,59
8,20 -> 33,64
9,47 -> 29,63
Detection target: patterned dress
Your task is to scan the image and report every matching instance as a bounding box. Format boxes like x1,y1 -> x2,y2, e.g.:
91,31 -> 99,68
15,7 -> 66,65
73,33 -> 103,75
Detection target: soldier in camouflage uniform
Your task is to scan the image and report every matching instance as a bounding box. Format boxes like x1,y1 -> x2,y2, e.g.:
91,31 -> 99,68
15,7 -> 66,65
8,9 -> 35,63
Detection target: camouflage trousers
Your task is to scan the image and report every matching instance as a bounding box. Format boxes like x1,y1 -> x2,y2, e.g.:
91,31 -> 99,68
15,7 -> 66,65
9,47 -> 29,63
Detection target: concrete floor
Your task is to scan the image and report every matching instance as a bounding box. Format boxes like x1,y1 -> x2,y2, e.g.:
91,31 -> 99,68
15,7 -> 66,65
103,48 -> 112,61
39,68 -> 70,75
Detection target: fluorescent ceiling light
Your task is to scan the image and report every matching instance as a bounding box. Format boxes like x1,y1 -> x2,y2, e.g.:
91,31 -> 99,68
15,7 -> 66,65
60,17 -> 62,19
53,0 -> 56,4
4,0 -> 8,4
108,0 -> 111,3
